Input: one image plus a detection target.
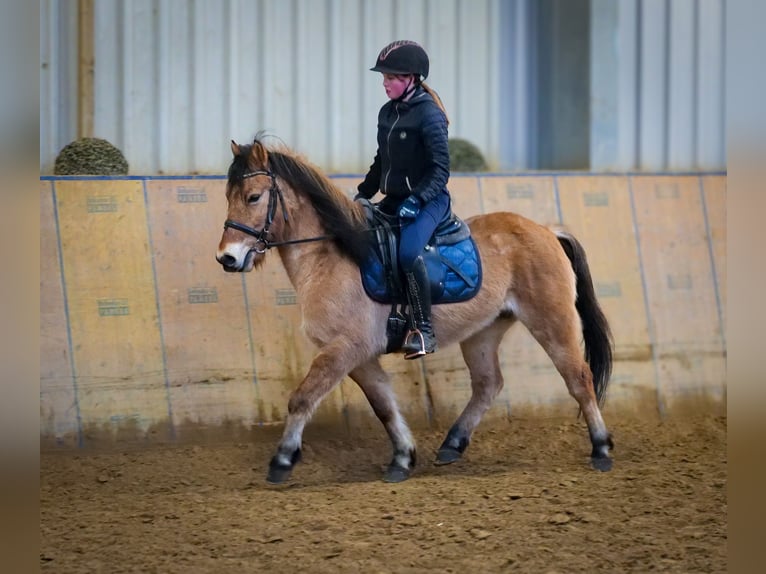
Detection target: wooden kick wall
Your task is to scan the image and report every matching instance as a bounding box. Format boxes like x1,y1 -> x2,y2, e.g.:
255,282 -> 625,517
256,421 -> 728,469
40,173 -> 726,447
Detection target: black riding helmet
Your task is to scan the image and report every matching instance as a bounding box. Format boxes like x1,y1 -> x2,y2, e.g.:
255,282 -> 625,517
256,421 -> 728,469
370,40 -> 429,80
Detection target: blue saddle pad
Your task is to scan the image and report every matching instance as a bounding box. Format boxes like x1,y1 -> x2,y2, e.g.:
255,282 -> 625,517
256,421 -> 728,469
361,235 -> 482,304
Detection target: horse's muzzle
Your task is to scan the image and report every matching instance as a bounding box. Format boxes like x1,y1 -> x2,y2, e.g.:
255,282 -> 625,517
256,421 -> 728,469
216,250 -> 255,272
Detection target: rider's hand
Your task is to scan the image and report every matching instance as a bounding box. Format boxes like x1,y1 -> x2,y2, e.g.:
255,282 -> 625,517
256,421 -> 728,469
398,196 -> 421,220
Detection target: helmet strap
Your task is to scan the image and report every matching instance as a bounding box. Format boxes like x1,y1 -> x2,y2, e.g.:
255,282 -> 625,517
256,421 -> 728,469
393,77 -> 417,103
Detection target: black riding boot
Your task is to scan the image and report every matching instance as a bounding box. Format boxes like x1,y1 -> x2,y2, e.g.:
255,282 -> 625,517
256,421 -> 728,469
402,256 -> 437,359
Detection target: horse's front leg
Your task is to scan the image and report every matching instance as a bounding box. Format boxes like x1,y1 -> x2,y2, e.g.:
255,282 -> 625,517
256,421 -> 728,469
349,359 -> 416,483
267,342 -> 352,484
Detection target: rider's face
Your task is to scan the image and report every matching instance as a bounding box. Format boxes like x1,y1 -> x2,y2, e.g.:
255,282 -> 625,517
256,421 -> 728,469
382,73 -> 414,100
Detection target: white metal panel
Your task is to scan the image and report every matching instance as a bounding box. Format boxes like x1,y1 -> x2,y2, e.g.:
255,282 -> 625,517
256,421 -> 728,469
93,0 -> 124,161
156,0 -> 193,174
498,0 -> 537,170
639,0 -> 669,170
227,0 -> 260,148
359,0 -> 398,176
260,0 -> 296,159
610,0 -> 725,171
696,0 -> 725,169
394,0 -> 427,41
616,0 -> 639,170
330,0 -> 367,173
456,0 -> 491,147
195,1 -> 229,172
485,0 -> 501,167
40,0 -> 726,174
426,0 -> 459,142
294,0 -> 331,167
667,0 -> 696,169
40,0 -> 78,173
590,0 -> 618,169
129,1 -> 159,173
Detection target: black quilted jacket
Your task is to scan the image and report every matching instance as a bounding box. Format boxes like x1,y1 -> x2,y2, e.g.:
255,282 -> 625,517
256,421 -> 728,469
357,87 -> 450,204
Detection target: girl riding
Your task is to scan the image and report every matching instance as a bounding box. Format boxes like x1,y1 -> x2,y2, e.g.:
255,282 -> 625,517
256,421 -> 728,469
356,40 -> 452,360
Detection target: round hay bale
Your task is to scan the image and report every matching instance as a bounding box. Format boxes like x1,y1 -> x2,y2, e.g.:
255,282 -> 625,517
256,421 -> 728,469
448,138 -> 488,172
54,137 -> 129,175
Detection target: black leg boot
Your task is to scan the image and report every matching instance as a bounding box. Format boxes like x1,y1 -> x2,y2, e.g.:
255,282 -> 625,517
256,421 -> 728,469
401,255 -> 437,359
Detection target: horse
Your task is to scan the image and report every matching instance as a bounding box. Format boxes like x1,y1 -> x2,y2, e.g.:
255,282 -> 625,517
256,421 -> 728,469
216,137 -> 614,484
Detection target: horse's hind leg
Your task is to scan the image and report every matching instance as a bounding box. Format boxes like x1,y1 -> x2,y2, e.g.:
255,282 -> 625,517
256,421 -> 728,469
436,318 -> 515,465
520,305 -> 613,471
349,359 -> 416,483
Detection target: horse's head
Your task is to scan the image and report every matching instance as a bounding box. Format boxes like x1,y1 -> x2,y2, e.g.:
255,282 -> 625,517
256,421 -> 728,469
216,139 -> 288,272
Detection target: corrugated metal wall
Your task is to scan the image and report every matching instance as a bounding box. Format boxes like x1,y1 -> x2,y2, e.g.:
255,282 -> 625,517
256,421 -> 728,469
40,0 -> 501,175
40,0 -> 79,170
40,0 -> 726,174
590,0 -> 726,171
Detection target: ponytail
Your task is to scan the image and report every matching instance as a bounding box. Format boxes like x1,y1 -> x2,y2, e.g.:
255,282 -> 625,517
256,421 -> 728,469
420,81 -> 450,126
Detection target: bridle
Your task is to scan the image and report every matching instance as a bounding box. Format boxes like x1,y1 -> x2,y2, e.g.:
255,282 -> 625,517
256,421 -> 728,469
223,169 -> 332,253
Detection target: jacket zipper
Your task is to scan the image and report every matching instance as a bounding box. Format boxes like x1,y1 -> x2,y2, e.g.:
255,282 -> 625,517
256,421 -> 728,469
383,103 -> 401,194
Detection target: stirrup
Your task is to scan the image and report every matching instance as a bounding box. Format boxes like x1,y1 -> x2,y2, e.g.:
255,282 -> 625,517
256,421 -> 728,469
402,329 -> 434,360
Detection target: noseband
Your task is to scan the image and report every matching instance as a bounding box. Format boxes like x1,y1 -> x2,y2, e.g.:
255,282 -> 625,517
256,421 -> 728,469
223,169 -> 331,253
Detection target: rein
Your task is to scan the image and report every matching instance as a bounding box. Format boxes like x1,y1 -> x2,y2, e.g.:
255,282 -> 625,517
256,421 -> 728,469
223,169 -> 333,253
223,169 -> 403,254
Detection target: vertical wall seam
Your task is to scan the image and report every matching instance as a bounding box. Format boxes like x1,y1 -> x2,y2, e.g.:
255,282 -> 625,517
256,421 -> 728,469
240,274 -> 262,423
553,174 -> 563,225
476,174 -> 486,215
51,182 -> 84,447
627,175 -> 665,417
141,181 -> 175,439
698,175 -> 725,347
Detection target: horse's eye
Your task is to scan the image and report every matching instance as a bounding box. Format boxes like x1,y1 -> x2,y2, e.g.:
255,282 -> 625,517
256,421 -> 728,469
247,194 -> 261,204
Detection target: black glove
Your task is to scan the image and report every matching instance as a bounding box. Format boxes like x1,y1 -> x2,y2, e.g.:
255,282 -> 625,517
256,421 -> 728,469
398,196 -> 421,220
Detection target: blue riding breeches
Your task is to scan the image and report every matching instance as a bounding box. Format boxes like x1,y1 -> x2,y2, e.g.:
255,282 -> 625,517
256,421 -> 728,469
398,191 -> 451,272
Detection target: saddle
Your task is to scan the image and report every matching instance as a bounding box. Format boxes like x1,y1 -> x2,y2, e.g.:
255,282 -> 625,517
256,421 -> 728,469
357,199 -> 483,352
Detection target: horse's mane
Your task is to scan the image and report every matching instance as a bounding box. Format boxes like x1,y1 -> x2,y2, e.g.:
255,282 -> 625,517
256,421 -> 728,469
228,138 -> 372,266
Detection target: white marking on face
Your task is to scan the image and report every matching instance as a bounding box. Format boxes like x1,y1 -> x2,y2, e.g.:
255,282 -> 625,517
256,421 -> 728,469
217,240 -> 252,268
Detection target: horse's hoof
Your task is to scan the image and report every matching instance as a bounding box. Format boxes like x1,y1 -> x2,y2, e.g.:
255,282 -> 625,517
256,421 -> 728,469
434,447 -> 463,465
383,464 -> 411,483
266,465 -> 293,484
591,456 -> 613,472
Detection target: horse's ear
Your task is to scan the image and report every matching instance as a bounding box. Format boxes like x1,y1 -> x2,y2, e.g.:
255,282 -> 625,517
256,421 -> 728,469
230,140 -> 240,157
250,140 -> 269,169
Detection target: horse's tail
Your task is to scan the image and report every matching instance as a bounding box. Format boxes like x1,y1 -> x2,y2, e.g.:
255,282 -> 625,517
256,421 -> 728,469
556,231 -> 613,407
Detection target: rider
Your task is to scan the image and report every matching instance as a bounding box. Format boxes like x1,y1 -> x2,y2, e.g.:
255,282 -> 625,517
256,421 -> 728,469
355,40 -> 452,360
